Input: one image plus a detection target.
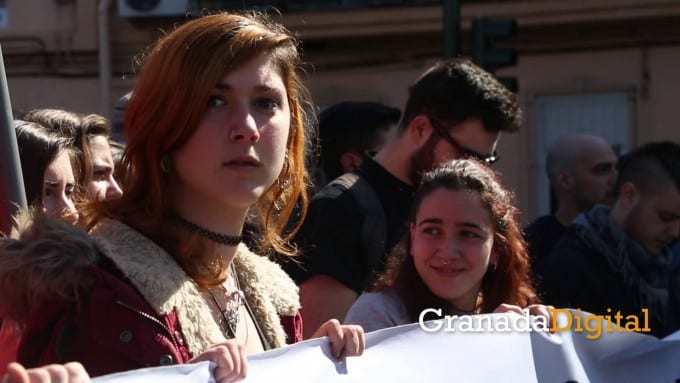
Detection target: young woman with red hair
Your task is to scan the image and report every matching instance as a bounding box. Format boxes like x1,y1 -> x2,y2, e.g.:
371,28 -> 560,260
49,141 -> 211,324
0,11 -> 363,382
345,159 -> 549,332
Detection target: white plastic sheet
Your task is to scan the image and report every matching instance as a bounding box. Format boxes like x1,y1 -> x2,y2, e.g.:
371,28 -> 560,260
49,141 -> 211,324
92,361 -> 215,383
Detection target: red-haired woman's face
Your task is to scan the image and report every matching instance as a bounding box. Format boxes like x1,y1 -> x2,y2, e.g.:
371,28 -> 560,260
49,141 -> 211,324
409,188 -> 496,311
171,53 -> 290,212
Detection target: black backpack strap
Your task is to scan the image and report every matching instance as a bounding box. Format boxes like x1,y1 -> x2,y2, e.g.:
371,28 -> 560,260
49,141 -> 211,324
327,173 -> 387,279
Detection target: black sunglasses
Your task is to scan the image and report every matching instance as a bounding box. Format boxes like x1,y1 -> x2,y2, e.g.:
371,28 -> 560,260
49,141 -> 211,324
431,120 -> 499,165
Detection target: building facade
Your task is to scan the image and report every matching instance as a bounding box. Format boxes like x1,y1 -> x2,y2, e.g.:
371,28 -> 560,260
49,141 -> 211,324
2,0 -> 679,221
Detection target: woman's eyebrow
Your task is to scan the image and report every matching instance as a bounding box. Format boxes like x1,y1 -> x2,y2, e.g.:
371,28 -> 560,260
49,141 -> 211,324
417,217 -> 443,226
214,83 -> 277,92
456,222 -> 484,230
417,217 -> 484,230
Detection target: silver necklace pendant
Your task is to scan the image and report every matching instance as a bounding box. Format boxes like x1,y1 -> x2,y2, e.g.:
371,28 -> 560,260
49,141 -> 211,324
211,289 -> 242,339
223,290 -> 245,338
210,262 -> 247,338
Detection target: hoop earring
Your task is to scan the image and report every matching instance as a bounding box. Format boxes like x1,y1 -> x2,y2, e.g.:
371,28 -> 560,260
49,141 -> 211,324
277,154 -> 291,189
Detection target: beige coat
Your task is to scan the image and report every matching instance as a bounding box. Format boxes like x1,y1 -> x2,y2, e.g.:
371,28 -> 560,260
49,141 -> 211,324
90,219 -> 301,355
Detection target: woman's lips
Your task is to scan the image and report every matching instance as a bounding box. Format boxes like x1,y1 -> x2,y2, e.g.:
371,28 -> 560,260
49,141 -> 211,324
431,265 -> 465,277
223,156 -> 261,172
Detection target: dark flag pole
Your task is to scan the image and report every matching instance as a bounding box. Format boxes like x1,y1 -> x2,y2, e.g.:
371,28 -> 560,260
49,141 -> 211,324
0,44 -> 26,234
443,0 -> 461,58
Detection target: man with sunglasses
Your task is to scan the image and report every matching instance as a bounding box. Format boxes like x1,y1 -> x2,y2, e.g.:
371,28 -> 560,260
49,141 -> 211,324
283,59 -> 522,338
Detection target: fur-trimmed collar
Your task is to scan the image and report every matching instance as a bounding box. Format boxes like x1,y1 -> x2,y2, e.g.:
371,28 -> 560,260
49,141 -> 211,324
90,219 -> 300,355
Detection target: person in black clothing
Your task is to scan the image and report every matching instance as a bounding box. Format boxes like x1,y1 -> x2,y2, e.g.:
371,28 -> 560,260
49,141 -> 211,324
284,58 -> 522,338
315,101 -> 400,187
537,141 -> 680,337
525,134 -> 618,268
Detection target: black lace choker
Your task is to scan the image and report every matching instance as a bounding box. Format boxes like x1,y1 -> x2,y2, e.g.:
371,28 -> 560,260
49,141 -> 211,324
177,216 -> 243,246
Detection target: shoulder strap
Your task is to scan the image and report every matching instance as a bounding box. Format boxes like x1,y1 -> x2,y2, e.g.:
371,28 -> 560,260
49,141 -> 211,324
328,173 -> 387,280
242,295 -> 272,351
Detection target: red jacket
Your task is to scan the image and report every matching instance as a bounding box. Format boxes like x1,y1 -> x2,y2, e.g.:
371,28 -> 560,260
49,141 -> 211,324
17,266 -> 192,376
5,218 -> 303,377
0,320 -> 19,375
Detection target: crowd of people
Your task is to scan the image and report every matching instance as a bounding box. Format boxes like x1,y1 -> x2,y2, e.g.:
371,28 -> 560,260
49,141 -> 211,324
0,9 -> 678,383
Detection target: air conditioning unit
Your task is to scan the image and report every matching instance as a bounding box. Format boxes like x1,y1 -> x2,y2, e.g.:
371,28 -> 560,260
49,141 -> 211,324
117,0 -> 190,18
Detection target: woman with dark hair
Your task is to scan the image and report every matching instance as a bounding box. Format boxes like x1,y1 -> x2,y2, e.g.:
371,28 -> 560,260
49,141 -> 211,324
14,121 -> 78,224
22,109 -> 123,203
345,159 -> 548,332
0,11 -> 363,382
0,121 -> 79,375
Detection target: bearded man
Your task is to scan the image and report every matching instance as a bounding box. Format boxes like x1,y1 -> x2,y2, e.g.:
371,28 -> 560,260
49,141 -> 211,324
282,59 -> 522,338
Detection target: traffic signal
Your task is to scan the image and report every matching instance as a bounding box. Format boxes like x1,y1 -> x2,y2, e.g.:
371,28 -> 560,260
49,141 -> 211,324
472,17 -> 518,92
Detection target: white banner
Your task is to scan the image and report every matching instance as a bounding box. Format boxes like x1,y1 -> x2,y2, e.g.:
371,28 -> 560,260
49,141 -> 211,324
93,362 -> 215,383
94,310 -> 680,382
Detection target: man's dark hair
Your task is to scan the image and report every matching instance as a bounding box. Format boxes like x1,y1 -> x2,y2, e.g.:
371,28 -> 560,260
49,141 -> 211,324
400,58 -> 521,133
614,141 -> 680,197
318,101 -> 401,181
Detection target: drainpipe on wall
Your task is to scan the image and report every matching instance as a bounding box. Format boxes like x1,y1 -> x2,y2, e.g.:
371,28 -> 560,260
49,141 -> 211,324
98,0 -> 112,119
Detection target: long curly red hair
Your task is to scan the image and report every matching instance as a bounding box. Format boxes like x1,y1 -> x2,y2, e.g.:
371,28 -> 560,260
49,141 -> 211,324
82,12 -> 312,288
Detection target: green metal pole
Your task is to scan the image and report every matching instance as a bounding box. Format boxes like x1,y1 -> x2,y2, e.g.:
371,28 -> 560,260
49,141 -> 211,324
0,44 -> 26,234
443,0 -> 461,58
